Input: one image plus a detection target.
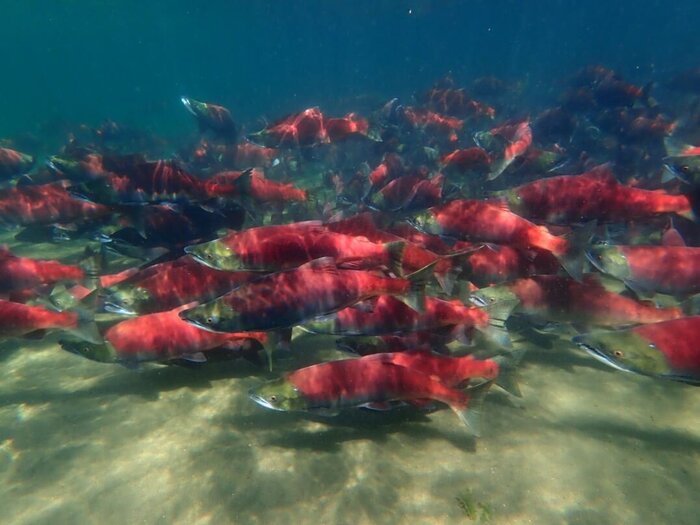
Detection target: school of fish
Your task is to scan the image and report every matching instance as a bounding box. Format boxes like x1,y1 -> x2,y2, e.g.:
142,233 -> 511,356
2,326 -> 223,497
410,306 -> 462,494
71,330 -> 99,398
2,65 -> 700,438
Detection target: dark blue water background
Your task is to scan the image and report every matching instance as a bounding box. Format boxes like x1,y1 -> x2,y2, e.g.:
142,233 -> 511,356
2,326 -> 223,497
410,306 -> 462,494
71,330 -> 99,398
1,1 -> 697,138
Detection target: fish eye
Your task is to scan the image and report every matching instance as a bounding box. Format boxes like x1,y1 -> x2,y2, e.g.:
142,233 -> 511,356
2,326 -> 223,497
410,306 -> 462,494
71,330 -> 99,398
613,350 -> 624,358
269,395 -> 277,402
206,317 -> 214,324
682,165 -> 690,173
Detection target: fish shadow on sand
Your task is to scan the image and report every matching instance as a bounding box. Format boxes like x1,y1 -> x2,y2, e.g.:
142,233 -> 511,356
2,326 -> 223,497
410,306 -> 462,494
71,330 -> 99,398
561,416 -> 700,453
0,359 -> 266,408
230,407 -> 478,453
523,344 -> 611,374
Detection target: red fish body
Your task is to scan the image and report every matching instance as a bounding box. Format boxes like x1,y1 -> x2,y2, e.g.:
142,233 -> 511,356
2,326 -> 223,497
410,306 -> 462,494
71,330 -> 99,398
326,215 -> 456,288
440,148 -> 492,175
0,147 -> 34,178
368,153 -> 405,189
504,166 -> 692,224
304,294 -> 488,336
251,107 -> 328,148
182,98 -> 237,140
187,221 -> 404,272
588,245 -> 700,296
48,151 -> 108,181
180,259 -> 424,333
205,169 -> 307,203
0,247 -> 84,293
0,299 -> 83,338
100,304 -> 266,364
575,316 -> 700,384
371,174 -> 443,212
234,142 -> 280,169
416,199 -> 569,256
421,87 -> 495,119
486,121 -> 533,179
377,350 -> 501,387
102,255 -> 254,315
401,107 -> 463,141
458,244 -> 560,287
480,274 -> 683,327
325,113 -> 369,142
0,182 -> 111,226
72,159 -> 209,205
632,318 -> 700,376
251,354 -> 475,429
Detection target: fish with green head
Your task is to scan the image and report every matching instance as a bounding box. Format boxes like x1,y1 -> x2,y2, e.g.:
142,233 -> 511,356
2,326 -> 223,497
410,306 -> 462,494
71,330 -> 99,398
587,244 -> 700,296
47,150 -> 105,181
60,339 -> 119,364
249,354 -> 487,435
573,316 -> 700,385
0,147 -> 34,178
181,97 -> 237,140
184,238 -> 241,271
663,154 -> 700,185
102,285 -> 153,315
60,303 -> 268,368
249,378 -> 310,412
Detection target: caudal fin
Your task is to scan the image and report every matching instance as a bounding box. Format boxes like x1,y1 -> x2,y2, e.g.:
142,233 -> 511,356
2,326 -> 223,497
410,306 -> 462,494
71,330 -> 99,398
557,221 -> 596,281
386,241 -> 406,277
492,349 -> 526,398
451,381 -> 492,437
78,244 -> 108,290
476,299 -> 519,349
402,260 -> 438,312
68,309 -> 103,345
261,330 -> 282,372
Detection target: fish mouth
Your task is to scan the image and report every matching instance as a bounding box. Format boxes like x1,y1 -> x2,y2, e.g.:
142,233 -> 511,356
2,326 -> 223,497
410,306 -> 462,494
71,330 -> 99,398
248,389 -> 284,411
662,160 -> 691,185
584,250 -> 605,272
104,302 -> 137,316
182,246 -> 217,269
469,294 -> 490,308
572,336 -> 632,374
59,339 -> 82,356
181,97 -> 197,116
177,309 -> 222,333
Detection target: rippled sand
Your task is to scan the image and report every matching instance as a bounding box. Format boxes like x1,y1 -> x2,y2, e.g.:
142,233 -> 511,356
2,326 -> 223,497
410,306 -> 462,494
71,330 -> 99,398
1,242 -> 700,524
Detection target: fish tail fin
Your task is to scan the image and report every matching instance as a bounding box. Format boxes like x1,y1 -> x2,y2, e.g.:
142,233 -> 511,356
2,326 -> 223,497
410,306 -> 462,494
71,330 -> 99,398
78,244 -> 108,290
681,293 -> 700,315
685,186 -> 700,222
402,260 -> 438,312
68,309 -> 103,345
487,157 -> 509,181
261,330 -> 282,372
663,136 -> 688,157
477,299 -> 519,349
557,221 -> 596,281
452,381 -> 492,437
386,241 -> 406,277
492,349 -> 526,398
434,263 -> 460,296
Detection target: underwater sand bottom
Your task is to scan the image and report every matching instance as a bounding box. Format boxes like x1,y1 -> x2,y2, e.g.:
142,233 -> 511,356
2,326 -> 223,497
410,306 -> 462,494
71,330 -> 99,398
1,330 -> 699,525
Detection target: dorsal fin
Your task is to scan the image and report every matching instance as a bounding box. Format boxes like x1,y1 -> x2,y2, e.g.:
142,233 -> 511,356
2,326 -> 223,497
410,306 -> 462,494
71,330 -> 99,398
662,218 -> 686,247
585,163 -> 616,184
